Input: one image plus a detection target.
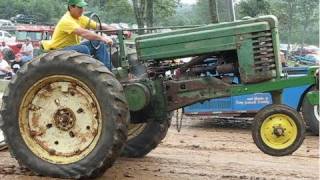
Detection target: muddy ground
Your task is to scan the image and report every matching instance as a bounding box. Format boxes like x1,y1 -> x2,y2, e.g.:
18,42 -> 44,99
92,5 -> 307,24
0,116 -> 319,180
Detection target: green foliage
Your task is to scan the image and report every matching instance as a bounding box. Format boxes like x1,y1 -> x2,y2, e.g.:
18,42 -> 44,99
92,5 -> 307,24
87,0 -> 135,24
160,1 -> 210,26
237,0 -> 271,17
0,0 -> 317,46
0,0 -> 65,24
236,0 -> 319,46
153,0 -> 180,25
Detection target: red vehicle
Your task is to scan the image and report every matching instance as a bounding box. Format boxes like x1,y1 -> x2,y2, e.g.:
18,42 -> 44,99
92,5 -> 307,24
15,24 -> 54,53
0,24 -> 54,59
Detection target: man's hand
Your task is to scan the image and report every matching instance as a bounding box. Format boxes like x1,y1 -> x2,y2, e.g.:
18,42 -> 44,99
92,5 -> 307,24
123,31 -> 132,39
75,27 -> 113,45
101,36 -> 113,46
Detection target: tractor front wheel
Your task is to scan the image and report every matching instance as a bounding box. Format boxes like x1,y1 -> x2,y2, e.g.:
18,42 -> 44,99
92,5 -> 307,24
252,104 -> 305,156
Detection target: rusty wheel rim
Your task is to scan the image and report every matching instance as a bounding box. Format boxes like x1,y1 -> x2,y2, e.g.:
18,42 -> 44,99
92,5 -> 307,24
127,123 -> 147,140
19,75 -> 102,164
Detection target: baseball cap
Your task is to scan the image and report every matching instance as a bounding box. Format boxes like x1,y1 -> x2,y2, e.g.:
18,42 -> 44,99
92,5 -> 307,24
68,0 -> 88,7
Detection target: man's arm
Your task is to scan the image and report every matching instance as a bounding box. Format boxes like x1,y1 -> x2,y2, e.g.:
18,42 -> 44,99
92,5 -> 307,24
100,23 -> 131,38
0,66 -> 12,73
74,27 -> 113,45
101,23 -> 117,31
0,61 -> 12,73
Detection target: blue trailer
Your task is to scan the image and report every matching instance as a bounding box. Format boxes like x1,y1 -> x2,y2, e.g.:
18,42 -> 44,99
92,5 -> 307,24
183,67 -> 319,135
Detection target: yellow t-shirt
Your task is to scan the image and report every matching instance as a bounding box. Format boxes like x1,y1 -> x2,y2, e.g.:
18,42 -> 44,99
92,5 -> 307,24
42,12 -> 97,51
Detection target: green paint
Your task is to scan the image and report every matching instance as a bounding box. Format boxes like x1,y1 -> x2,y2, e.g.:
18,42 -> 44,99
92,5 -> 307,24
136,22 -> 270,61
231,74 -> 316,96
124,83 -> 150,111
306,91 -> 319,105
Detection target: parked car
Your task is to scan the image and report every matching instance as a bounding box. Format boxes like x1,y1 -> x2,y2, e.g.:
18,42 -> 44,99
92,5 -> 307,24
10,14 -> 36,24
0,30 -> 16,44
0,19 -> 15,29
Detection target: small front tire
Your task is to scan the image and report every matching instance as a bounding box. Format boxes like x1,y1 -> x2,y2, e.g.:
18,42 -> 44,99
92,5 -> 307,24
252,104 -> 305,156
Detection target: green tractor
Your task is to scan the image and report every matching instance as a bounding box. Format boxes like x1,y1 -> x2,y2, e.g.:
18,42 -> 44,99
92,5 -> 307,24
0,15 -> 318,178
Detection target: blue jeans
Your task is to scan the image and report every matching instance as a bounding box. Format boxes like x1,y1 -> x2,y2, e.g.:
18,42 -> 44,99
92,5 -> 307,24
21,55 -> 33,63
63,40 -> 112,69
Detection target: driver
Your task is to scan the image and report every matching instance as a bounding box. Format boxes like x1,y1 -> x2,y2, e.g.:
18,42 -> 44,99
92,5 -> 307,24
41,0 -> 116,69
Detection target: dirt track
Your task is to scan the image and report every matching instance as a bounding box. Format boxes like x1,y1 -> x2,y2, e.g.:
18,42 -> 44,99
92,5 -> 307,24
0,116 -> 319,180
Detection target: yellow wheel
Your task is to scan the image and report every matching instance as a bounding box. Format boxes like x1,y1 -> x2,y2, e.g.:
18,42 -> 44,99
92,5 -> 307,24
0,51 -> 129,178
252,104 -> 305,156
260,114 -> 297,150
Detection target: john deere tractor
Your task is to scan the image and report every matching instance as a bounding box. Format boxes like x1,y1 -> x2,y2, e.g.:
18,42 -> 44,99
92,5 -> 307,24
0,15 -> 318,179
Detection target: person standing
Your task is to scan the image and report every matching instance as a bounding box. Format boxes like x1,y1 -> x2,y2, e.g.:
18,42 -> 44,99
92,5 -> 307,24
21,37 -> 34,63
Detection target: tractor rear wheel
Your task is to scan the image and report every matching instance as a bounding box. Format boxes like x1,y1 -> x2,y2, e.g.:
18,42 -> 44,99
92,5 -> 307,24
0,51 -> 129,179
302,87 -> 319,135
252,104 -> 305,156
121,113 -> 172,157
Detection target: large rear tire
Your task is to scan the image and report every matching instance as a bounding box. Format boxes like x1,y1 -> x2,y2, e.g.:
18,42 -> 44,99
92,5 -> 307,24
120,52 -> 171,158
302,87 -> 319,135
121,113 -> 172,158
0,51 -> 129,179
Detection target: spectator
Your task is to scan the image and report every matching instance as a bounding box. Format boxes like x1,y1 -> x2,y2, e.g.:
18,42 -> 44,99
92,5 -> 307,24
0,53 -> 13,79
0,42 -> 10,52
11,54 -> 23,73
0,42 -> 15,61
21,37 -> 34,63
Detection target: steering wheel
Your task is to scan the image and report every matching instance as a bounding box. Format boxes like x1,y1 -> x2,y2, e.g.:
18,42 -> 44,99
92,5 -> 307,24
87,13 -> 103,50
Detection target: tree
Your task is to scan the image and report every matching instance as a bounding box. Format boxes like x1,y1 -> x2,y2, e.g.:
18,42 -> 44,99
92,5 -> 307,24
131,0 -> 180,33
0,0 -> 65,24
146,0 -> 153,28
237,0 -> 271,18
132,0 -> 147,34
153,0 -> 180,26
208,0 -> 219,23
296,0 -> 318,47
98,0 -> 134,24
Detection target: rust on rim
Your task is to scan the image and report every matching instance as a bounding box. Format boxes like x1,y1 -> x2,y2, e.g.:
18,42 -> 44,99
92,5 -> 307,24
127,123 -> 147,140
19,75 -> 102,164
